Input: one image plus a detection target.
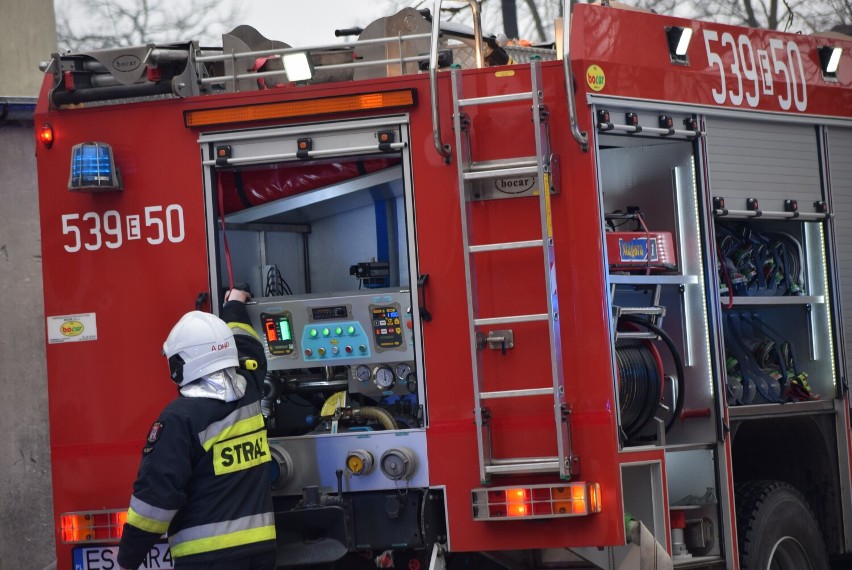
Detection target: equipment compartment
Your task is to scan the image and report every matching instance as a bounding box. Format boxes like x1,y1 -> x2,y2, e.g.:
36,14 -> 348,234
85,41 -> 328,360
596,113 -> 717,449
714,217 -> 834,406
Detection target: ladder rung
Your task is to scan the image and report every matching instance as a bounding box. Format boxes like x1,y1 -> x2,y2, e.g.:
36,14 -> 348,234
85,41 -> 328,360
485,457 -> 560,475
458,91 -> 533,107
469,239 -> 543,253
480,388 -> 554,400
474,314 -> 548,326
617,331 -> 659,340
617,306 -> 665,316
463,164 -> 538,181
469,157 -> 538,172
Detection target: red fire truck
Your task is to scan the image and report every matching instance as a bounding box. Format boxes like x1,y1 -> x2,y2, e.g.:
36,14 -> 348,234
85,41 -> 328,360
34,1 -> 852,569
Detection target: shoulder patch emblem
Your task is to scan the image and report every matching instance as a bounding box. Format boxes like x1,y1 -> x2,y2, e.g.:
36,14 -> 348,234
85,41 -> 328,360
147,421 -> 164,444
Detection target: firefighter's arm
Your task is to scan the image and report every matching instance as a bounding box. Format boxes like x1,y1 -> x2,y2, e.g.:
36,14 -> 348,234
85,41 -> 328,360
222,288 -> 268,391
117,409 -> 193,569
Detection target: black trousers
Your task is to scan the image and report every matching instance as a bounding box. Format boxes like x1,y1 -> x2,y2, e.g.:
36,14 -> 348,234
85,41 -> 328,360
175,551 -> 276,570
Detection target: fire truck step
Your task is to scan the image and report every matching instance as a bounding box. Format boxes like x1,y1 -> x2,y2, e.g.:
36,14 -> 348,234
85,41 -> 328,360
485,457 -> 561,475
474,314 -> 549,326
469,239 -> 544,253
480,387 -> 554,399
617,306 -> 665,315
616,331 -> 659,340
457,91 -> 534,107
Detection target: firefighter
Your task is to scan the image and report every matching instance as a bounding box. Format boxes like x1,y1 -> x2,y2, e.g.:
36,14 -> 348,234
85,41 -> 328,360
117,288 -> 276,570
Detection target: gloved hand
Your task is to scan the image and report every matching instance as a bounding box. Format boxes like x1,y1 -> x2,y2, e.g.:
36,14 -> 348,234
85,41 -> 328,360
224,288 -> 251,303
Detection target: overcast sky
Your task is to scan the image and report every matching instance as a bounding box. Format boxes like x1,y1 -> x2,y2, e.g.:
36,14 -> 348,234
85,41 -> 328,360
242,1 -> 392,47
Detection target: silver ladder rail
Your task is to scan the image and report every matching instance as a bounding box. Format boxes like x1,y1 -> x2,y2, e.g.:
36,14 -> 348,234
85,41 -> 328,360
451,60 -> 573,482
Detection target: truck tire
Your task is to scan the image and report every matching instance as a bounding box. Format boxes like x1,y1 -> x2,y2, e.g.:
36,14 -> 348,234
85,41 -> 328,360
735,480 -> 829,570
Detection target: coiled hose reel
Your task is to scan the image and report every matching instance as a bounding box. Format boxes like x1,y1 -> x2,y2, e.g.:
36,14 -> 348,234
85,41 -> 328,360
616,315 -> 685,443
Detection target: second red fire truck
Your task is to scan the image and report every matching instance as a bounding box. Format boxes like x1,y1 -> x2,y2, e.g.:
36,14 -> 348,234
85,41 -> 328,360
34,1 -> 852,568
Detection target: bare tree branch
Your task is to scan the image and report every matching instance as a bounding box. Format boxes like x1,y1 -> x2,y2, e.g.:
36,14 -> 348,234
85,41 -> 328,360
56,0 -> 245,52
521,0 -> 548,41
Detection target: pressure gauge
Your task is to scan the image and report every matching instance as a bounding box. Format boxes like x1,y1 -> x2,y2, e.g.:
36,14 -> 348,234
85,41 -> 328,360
355,364 -> 371,383
374,365 -> 395,389
395,363 -> 412,380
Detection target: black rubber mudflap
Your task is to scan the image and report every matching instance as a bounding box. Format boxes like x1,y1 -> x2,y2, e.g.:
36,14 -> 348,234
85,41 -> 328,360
275,506 -> 348,567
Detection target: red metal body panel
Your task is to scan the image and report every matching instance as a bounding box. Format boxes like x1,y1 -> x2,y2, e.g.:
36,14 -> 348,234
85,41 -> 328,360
37,60 -> 632,561
412,64 -> 630,550
35,83 -> 213,569
571,4 -> 852,118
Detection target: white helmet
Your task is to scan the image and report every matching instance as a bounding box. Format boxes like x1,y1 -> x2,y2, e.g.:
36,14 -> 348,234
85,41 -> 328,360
163,311 -> 239,386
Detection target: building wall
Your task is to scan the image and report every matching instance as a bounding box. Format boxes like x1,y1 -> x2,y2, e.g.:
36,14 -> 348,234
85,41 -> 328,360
0,0 -> 57,568
0,0 -> 57,96
0,120 -> 55,569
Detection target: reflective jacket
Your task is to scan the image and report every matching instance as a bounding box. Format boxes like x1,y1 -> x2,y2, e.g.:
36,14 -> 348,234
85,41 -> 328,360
118,301 -> 275,569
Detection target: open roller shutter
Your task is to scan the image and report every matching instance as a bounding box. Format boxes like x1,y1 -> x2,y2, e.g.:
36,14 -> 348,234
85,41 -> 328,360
704,118 -> 822,213
827,127 -> 852,377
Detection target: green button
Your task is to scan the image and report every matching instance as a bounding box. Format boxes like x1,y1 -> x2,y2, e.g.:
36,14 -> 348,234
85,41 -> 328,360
347,326 -> 356,335
335,326 -> 343,335
309,329 -> 318,338
359,345 -> 367,353
322,328 -> 330,336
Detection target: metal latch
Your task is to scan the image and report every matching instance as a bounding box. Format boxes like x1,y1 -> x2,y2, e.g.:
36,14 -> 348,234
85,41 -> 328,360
476,330 -> 514,355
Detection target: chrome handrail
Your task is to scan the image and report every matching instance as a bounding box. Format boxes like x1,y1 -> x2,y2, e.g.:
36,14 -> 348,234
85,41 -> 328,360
562,0 -> 588,151
430,0 -> 484,163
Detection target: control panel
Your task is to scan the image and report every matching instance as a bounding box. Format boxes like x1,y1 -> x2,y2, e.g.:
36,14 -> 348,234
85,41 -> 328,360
246,289 -> 414,371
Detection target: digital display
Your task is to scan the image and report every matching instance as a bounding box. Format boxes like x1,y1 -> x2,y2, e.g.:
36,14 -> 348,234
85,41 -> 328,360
261,312 -> 295,355
311,305 -> 349,321
371,304 -> 404,349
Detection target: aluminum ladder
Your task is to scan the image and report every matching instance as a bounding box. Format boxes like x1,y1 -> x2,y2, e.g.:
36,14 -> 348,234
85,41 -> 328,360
450,60 -> 574,483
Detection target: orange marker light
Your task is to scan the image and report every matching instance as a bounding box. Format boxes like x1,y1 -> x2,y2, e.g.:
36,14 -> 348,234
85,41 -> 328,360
572,484 -> 587,514
473,482 -> 601,520
60,509 -> 128,543
589,483 -> 602,513
111,511 -> 128,538
506,488 -> 529,517
506,488 -> 527,501
61,513 -> 93,543
39,123 -> 54,148
184,89 -> 416,128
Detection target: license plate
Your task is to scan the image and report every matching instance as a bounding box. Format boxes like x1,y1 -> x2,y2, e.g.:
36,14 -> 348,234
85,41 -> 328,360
73,543 -> 173,569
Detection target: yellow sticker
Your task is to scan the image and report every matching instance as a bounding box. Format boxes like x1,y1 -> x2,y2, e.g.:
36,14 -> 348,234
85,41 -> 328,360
543,173 -> 553,238
495,70 -> 515,78
586,65 -> 605,92
213,431 -> 271,475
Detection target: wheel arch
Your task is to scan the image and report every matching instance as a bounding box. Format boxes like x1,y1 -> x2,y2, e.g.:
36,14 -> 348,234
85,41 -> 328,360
730,413 -> 844,556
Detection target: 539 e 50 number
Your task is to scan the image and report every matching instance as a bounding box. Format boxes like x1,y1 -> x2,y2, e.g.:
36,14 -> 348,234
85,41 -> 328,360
61,205 -> 185,253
